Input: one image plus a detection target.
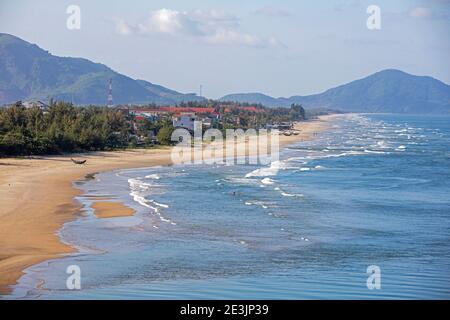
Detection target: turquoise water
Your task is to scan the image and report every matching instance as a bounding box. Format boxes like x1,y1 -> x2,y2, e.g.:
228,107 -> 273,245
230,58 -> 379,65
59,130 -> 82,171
9,114 -> 450,299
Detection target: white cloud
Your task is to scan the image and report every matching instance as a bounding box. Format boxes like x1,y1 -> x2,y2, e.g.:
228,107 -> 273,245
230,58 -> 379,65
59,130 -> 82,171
253,6 -> 291,17
206,30 -> 272,47
409,7 -> 432,18
137,8 -> 188,35
114,8 -> 282,48
189,9 -> 240,35
114,18 -> 135,35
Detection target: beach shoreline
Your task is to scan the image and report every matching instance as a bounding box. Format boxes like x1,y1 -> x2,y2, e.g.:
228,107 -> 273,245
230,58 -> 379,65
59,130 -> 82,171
0,114 -> 340,295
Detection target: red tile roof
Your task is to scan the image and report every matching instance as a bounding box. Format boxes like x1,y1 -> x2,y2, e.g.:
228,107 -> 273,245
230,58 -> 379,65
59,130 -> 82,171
132,107 -> 216,114
131,105 -> 263,115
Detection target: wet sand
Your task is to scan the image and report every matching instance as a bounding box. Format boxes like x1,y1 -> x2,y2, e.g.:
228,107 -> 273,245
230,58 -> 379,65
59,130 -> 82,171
91,202 -> 135,219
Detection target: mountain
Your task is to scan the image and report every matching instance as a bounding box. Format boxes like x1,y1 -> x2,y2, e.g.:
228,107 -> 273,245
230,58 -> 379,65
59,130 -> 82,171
135,79 -> 202,104
0,33 -> 205,105
220,69 -> 450,113
2,33 -> 448,112
219,93 -> 281,107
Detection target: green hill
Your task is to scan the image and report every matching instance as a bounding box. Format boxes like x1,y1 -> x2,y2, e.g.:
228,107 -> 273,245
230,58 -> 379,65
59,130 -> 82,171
220,69 -> 450,113
0,33 -> 205,105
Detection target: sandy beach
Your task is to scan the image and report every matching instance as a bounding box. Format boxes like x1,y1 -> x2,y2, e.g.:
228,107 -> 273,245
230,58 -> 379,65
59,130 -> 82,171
91,202 -> 135,219
0,114 -> 337,294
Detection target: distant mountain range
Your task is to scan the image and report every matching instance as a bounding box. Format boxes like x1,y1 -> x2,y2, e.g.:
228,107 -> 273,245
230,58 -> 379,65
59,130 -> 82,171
1,33 -> 449,113
221,69 -> 450,113
0,33 -> 205,105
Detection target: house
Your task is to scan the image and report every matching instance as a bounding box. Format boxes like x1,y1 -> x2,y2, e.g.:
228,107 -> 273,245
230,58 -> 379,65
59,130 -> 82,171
266,122 -> 292,131
116,106 -> 130,116
130,109 -> 167,121
201,117 -> 212,127
23,100 -> 49,112
173,112 -> 197,131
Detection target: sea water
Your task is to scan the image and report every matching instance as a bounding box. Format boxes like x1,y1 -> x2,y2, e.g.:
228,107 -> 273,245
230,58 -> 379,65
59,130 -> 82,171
8,114 -> 450,299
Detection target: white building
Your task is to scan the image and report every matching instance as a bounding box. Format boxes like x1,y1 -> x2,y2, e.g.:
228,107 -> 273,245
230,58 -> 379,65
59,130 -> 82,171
173,112 -> 197,131
23,100 -> 49,111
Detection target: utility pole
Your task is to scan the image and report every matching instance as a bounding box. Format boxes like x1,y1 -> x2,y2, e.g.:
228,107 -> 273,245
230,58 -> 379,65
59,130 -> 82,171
107,78 -> 113,107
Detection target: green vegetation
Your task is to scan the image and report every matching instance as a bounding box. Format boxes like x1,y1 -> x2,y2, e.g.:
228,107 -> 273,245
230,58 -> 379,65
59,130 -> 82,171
0,101 -> 133,156
166,100 -> 307,130
156,126 -> 175,145
0,33 -> 206,106
0,100 -> 311,156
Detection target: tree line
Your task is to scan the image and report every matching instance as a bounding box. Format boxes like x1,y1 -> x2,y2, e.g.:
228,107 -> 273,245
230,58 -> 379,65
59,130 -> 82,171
0,101 -> 308,156
0,101 -> 133,155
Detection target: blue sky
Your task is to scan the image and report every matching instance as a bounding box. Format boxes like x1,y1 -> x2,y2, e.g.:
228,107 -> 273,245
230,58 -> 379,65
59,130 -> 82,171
1,0 -> 449,98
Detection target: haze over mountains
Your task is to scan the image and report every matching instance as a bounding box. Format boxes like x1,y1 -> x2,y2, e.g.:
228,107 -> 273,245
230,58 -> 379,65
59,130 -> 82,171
0,33 -> 204,105
220,69 -> 450,113
1,33 -> 449,113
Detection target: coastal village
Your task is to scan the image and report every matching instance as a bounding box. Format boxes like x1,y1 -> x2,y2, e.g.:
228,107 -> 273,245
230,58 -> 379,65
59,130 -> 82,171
124,105 -> 297,142
14,100 -> 302,147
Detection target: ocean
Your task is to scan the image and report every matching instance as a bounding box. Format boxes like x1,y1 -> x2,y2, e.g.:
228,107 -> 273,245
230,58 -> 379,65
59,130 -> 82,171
9,114 -> 450,299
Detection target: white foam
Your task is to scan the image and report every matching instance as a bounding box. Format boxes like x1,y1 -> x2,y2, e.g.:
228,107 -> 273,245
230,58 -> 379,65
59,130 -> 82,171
227,177 -> 258,185
145,174 -> 161,180
130,191 -> 154,209
128,178 -> 174,225
281,192 -> 303,197
128,178 -> 151,191
376,141 -> 389,148
149,199 -> 169,208
286,157 -> 309,163
364,149 -> 387,154
261,177 -> 275,185
245,200 -> 271,209
245,161 -> 283,178
323,151 -> 365,158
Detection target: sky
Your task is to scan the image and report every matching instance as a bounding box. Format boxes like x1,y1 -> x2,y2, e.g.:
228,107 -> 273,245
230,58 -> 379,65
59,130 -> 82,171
0,0 -> 449,98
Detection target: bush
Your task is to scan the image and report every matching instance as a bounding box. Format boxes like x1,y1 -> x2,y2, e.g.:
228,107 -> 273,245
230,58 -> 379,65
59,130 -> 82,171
156,126 -> 174,145
0,101 -> 131,156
